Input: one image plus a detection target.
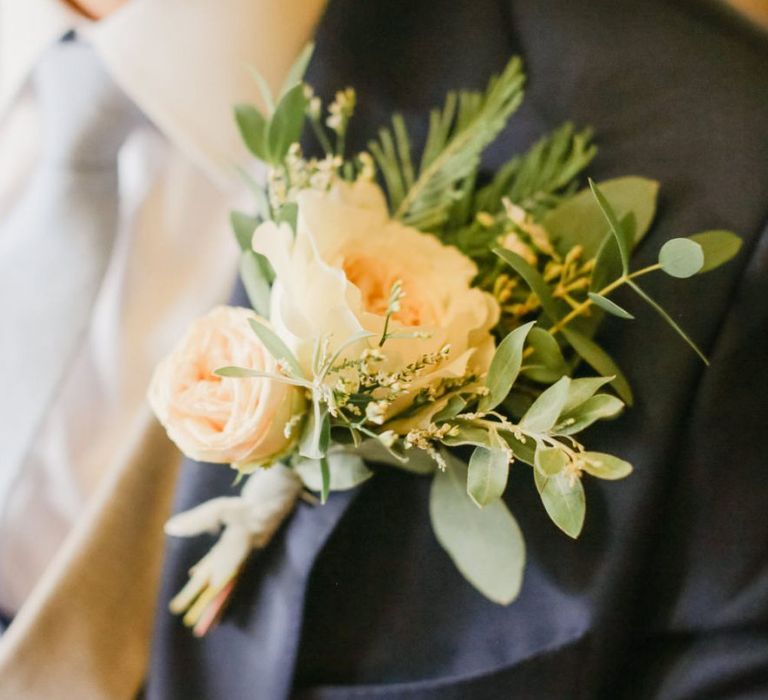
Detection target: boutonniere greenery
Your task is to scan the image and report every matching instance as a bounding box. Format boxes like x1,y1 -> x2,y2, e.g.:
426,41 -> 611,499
148,45 -> 742,636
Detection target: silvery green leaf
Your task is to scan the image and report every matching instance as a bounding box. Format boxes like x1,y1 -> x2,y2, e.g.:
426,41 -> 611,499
354,440 -> 437,475
561,376 -> 614,414
581,452 -> 633,480
544,176 -> 659,259
587,292 -> 634,320
268,83 -> 308,163
688,230 -> 742,273
590,234 -> 622,293
467,440 -> 510,507
248,318 -> 305,379
240,251 -> 272,317
560,328 -> 633,405
235,104 -> 270,161
430,452 -> 525,605
556,394 -> 625,435
230,210 -> 260,252
479,321 -> 535,411
536,470 -> 585,538
442,423 -> 494,448
299,403 -> 330,460
522,327 -> 567,384
499,430 -> 536,466
589,179 -> 632,273
534,446 -> 567,477
658,238 -> 705,278
433,395 -> 468,422
520,376 -> 570,433
294,451 -> 373,493
627,280 -> 708,364
279,42 -> 314,99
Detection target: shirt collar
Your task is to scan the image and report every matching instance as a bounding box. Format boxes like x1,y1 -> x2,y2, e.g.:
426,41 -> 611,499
0,0 -> 327,186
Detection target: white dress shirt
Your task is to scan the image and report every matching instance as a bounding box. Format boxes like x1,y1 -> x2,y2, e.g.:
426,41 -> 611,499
0,0 -> 325,614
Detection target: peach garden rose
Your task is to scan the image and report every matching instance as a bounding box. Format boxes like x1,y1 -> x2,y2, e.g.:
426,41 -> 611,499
251,180 -> 500,431
148,306 -> 305,467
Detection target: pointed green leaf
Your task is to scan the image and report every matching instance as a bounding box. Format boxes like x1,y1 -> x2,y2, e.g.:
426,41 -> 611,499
556,394 -> 625,435
561,328 -> 633,405
536,470 -> 585,538
235,104 -> 270,161
520,376 -> 570,433
587,292 -> 634,319
545,176 -> 658,259
479,321 -> 535,411
627,280 -> 708,364
248,318 -> 305,379
590,234 -> 622,293
268,83 -> 308,163
580,451 -> 633,480
561,376 -> 614,414
589,179 -> 632,273
230,210 -> 260,252
240,251 -> 272,317
659,238 -> 705,278
430,453 -> 525,605
294,451 -> 373,493
535,446 -> 567,477
299,402 -> 330,460
279,42 -> 314,99
689,230 -> 742,273
467,443 -> 510,507
434,395 -> 468,422
522,327 -> 567,384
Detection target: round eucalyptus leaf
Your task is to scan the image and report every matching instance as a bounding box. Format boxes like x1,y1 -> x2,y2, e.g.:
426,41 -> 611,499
658,238 -> 705,278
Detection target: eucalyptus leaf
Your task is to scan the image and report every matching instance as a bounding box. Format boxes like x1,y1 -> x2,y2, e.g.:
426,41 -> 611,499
581,452 -> 633,480
248,318 -> 305,378
589,179 -> 632,273
544,176 -> 659,259
556,394 -> 625,435
520,376 -> 570,433
268,83 -> 308,163
235,104 -> 270,161
627,280 -> 708,364
279,42 -> 314,99
561,376 -> 614,414
689,230 -> 743,273
442,423 -> 494,449
354,440 -> 437,475
479,321 -> 535,411
295,451 -> 373,493
536,470 -> 585,538
467,442 -> 510,507
561,327 -> 633,405
522,327 -> 567,384
499,430 -> 536,466
534,446 -> 567,477
587,292 -> 634,319
658,238 -> 705,278
240,251 -> 272,317
299,402 -> 330,460
230,210 -> 260,252
430,452 -> 525,605
434,395 -> 468,422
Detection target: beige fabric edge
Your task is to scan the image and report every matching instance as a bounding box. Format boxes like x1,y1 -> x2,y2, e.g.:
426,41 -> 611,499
0,409 -> 180,700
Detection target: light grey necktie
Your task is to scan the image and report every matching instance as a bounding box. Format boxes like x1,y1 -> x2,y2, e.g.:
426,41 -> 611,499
0,39 -> 139,503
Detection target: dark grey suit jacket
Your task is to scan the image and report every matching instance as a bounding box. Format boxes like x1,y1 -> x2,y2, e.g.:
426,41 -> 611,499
146,1 -> 768,697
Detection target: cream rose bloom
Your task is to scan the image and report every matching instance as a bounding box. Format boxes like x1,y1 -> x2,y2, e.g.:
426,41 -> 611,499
148,306 -> 305,466
251,181 -> 499,430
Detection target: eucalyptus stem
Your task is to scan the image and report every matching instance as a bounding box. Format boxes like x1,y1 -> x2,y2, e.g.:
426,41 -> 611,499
547,263 -> 661,337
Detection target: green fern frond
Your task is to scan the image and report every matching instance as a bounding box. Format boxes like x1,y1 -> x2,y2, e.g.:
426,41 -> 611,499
369,57 -> 525,232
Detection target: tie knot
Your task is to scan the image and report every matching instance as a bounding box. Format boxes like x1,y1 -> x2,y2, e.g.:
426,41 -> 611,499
34,39 -> 139,165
